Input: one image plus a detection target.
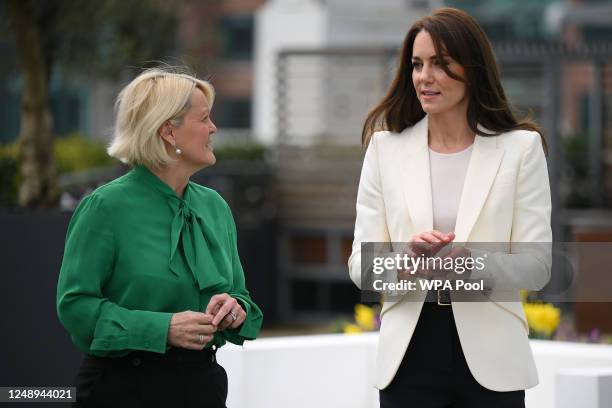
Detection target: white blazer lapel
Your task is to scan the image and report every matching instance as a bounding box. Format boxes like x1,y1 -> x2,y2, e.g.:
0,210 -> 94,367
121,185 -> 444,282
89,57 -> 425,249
454,133 -> 504,242
400,116 -> 433,235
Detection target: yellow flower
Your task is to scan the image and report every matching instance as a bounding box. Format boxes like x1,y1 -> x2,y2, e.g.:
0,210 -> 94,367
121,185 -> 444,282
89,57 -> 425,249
343,323 -> 363,335
523,303 -> 561,337
354,304 -> 376,331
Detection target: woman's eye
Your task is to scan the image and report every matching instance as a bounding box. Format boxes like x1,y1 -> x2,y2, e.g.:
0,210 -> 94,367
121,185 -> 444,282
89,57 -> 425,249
412,62 -> 422,69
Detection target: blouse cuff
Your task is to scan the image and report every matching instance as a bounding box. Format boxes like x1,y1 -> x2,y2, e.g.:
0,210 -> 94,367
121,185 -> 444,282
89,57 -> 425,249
222,295 -> 263,345
90,310 -> 172,354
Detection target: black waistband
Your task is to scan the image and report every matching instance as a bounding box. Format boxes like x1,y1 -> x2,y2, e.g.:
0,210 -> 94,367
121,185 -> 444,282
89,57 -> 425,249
424,289 -> 452,305
83,347 -> 217,368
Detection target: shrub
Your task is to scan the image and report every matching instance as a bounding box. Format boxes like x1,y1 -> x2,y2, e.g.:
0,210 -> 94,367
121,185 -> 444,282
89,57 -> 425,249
54,133 -> 115,173
0,134 -> 115,207
213,144 -> 266,161
0,135 -> 267,207
0,144 -> 18,207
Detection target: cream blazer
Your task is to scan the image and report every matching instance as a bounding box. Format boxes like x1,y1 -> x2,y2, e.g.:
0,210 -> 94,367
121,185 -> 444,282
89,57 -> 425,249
348,115 -> 552,391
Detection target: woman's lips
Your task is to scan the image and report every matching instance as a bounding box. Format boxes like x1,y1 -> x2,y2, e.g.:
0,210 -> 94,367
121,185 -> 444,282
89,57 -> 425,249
421,91 -> 440,100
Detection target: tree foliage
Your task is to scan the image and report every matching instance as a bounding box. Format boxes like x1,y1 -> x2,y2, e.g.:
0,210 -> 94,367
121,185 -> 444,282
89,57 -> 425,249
1,0 -> 178,207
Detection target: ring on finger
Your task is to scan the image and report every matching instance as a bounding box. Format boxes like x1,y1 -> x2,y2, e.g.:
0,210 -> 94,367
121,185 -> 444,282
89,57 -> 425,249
230,311 -> 238,322
199,334 -> 204,344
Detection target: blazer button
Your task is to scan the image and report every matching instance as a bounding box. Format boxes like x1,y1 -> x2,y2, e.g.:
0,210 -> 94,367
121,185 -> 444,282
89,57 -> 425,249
132,357 -> 142,367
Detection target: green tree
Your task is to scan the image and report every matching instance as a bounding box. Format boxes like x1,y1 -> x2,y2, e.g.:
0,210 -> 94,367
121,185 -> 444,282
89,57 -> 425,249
2,0 -> 177,207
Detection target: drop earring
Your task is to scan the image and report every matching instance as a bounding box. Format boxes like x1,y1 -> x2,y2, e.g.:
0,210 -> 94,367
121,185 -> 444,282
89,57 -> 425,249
172,141 -> 182,155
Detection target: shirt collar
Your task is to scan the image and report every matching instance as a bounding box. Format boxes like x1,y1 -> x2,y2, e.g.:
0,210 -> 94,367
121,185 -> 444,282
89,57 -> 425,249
131,165 -> 192,202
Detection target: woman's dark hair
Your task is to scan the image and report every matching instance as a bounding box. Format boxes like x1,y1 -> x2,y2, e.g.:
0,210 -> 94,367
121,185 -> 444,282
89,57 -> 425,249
361,7 -> 545,150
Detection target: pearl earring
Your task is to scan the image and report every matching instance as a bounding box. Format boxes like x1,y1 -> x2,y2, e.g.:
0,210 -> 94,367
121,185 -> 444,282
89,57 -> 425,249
172,141 -> 182,155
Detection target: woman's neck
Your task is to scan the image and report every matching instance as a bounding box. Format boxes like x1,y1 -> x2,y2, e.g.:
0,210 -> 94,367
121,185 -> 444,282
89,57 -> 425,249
148,163 -> 193,198
428,111 -> 474,154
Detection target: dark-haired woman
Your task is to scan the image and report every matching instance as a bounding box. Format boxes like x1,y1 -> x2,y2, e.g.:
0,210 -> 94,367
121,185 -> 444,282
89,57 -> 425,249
348,7 -> 551,408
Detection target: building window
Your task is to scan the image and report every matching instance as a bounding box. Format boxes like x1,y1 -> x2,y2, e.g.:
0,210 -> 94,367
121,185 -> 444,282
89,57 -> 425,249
215,97 -> 252,129
220,15 -> 254,60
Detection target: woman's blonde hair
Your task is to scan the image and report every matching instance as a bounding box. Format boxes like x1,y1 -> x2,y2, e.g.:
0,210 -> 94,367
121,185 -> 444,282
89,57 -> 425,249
107,67 -> 215,168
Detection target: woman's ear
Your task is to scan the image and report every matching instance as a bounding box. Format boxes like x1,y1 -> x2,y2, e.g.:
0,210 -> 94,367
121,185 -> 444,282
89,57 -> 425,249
158,122 -> 174,145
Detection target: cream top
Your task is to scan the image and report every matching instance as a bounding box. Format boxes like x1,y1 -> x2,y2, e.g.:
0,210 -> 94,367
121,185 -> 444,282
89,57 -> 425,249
428,144 -> 474,233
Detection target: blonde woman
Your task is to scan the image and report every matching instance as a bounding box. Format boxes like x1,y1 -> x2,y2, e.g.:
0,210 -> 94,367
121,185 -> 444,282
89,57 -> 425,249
57,68 -> 262,407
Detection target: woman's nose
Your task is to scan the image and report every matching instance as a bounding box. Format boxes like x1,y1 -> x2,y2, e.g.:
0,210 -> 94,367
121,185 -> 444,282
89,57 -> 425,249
418,63 -> 435,84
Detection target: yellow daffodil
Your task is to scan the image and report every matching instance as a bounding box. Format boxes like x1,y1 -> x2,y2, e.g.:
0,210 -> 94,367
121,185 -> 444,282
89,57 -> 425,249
523,303 -> 561,337
343,323 -> 363,335
354,304 -> 376,331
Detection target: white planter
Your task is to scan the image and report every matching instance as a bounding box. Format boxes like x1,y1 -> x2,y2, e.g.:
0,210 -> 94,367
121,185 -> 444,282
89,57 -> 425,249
217,334 -> 612,408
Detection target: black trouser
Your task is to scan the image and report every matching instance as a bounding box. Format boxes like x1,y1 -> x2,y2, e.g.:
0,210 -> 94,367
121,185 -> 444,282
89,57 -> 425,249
380,301 -> 525,408
73,347 -> 227,408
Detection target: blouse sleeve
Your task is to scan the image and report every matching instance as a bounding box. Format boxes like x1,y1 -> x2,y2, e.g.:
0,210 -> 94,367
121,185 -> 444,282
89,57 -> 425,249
220,204 -> 263,345
56,194 -> 172,355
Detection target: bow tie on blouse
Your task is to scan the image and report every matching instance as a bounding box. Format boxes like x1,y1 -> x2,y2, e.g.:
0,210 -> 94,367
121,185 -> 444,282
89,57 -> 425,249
168,199 -> 230,291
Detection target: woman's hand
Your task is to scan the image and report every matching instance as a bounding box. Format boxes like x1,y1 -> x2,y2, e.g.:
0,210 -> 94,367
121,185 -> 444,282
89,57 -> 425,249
398,230 -> 455,280
410,230 -> 454,247
167,311 -> 217,350
205,293 -> 247,331
442,245 -> 473,280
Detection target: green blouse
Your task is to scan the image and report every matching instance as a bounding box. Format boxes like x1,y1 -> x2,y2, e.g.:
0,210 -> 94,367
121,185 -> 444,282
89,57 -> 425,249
56,165 -> 263,357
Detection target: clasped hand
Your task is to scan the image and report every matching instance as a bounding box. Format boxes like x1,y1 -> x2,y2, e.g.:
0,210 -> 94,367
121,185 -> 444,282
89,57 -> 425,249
167,293 -> 246,350
398,230 -> 471,281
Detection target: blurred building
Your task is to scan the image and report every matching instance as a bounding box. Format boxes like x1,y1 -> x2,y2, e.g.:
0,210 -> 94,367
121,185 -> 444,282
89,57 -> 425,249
258,0 -> 612,209
0,0 -> 266,143
2,0 -> 610,147
448,0 -> 612,207
255,0 -> 612,322
176,0 -> 266,143
253,0 -> 442,144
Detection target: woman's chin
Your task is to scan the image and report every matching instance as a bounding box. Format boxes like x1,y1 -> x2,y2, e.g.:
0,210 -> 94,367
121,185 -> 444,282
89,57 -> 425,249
420,103 -> 442,114
202,152 -> 216,167
186,153 -> 216,170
